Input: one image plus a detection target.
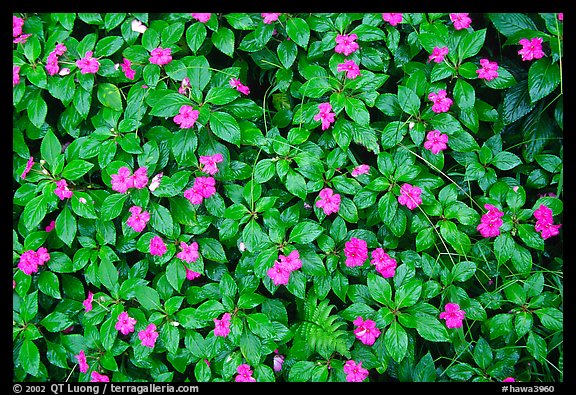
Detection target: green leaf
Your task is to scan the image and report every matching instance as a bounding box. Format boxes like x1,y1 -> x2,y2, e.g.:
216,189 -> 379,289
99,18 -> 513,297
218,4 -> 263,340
100,316 -> 118,351
209,111 -> 241,147
97,83 -> 123,111
38,271 -> 61,299
19,339 -> 40,376
254,159 -> 275,183
135,286 -> 162,311
397,85 -> 420,116
415,316 -> 450,342
171,129 -> 198,166
285,169 -> 307,200
367,272 -> 392,306
487,13 -> 538,37
454,79 -> 475,109
413,352 -> 437,382
286,17 -> 310,48
211,27 -> 235,57
94,36 -> 124,57
149,202 -> 174,237
99,258 -> 119,294
205,86 -> 240,105
150,92 -> 191,117
277,39 -> 298,69
55,205 -> 77,247
384,320 -> 408,362
344,97 -> 370,126
534,308 -> 563,332
28,90 -> 48,128
41,129 -> 62,166
491,151 -> 522,171
528,58 -> 561,103
61,159 -> 94,180
289,221 -> 324,244
395,279 -> 422,309
473,337 -> 493,370
457,29 -> 486,60
502,80 -> 535,125
197,238 -> 227,263
526,331 -> 547,363
100,193 -> 128,222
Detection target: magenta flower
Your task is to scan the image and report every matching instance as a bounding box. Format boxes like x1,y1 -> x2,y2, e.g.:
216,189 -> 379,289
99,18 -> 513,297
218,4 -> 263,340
439,303 -> 466,328
149,47 -> 172,66
13,16 -> 24,38
558,13 -> 563,21
428,89 -> 453,113
131,167 -> 149,189
518,37 -> 545,61
199,153 -> 224,175
533,204 -> 553,222
184,186 -> 204,205
477,203 -> 504,238
54,43 -> 67,56
343,360 -> 369,382
230,78 -> 250,95
54,179 -> 73,200
398,183 -> 422,210
279,250 -> 302,272
450,13 -> 472,30
382,13 -> 403,26
150,236 -> 167,257
423,130 -> 449,154
194,176 -> 217,199
313,102 -> 336,131
121,58 -> 136,80
186,267 -> 202,280
90,372 -> 110,382
273,352 -> 285,372
13,65 -> 20,87
83,291 -> 94,312
267,261 -> 292,286
316,187 -> 341,215
351,164 -> 370,177
353,316 -> 381,346
337,59 -> 361,79
149,172 -> 163,192
344,238 -> 368,268
115,311 -> 137,335
76,51 -> 100,74
138,323 -> 159,348
46,53 -> 60,76
335,33 -> 360,56
533,204 -> 561,240
235,364 -> 256,382
214,312 -> 232,338
177,241 -> 200,264
75,350 -> 89,373
178,77 -> 191,95
428,46 -> 449,63
476,58 -> 499,81
18,248 -> 50,275
191,13 -> 211,23
111,166 -> 135,194
14,33 -> 32,45
173,105 -> 199,129
21,156 -> 34,179
370,248 -> 397,278
126,206 -> 150,233
45,220 -> 56,233
503,377 -> 516,382
262,13 -> 281,24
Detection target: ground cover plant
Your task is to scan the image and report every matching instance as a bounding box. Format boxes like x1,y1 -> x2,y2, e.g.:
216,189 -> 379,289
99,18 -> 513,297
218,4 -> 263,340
12,12 -> 563,383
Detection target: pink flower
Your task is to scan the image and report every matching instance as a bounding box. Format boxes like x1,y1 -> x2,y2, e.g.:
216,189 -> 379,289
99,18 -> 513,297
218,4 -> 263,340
177,241 -> 200,263
536,223 -> 562,240
138,323 -> 159,348
121,58 -> 136,80
54,43 -> 67,56
335,33 -> 359,56
370,248 -> 397,278
351,164 -> 370,177
337,59 -> 361,79
428,89 -> 453,113
149,173 -> 163,191
439,303 -> 466,328
533,204 -> 561,240
273,352 -> 285,372
126,206 -> 150,233
344,238 -> 368,268
558,13 -> 563,21
382,13 -> 403,26
90,372 -> 110,382
54,179 -> 73,200
313,102 -> 336,131
199,153 -> 224,175
343,360 -> 369,382
150,236 -> 167,256
173,105 -> 199,129
267,261 -> 292,286
316,187 -> 341,215
191,13 -> 211,23
353,316 -> 381,346
184,187 -> 204,205
111,167 -> 134,193
230,78 -> 250,95
476,58 -> 499,81
115,311 -> 137,335
235,364 -> 256,382
14,33 -> 32,45
75,350 -> 89,373
13,16 -> 24,38
428,46 -> 449,63
518,37 -> 545,61
178,77 -> 191,95
262,13 -> 281,24
533,204 -> 553,222
278,250 -> 302,272
131,19 -> 147,34
477,204 -> 504,238
83,291 -> 94,312
76,51 -> 100,74
21,156 -> 34,179
131,167 -> 149,189
214,312 -> 231,338
194,176 -> 217,199
186,267 -> 202,280
450,13 -> 472,30
46,53 -> 60,76
503,377 -> 516,382
149,47 -> 172,65
423,130 -> 449,154
45,220 -> 56,233
13,65 -> 20,87
18,248 -> 50,275
398,183 -> 422,210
